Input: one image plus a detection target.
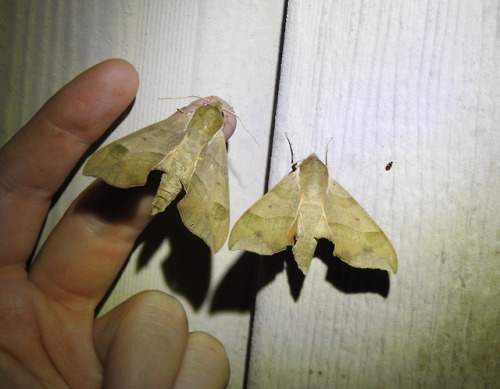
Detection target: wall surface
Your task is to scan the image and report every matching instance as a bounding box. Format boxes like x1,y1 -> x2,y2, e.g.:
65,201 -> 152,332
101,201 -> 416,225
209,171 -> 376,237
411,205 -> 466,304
1,1 -> 498,388
247,0 -> 499,388
0,1 -> 284,388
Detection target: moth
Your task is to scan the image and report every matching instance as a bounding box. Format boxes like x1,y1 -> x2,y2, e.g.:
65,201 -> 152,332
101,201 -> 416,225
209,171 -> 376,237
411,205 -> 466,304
229,154 -> 398,274
83,96 -> 235,253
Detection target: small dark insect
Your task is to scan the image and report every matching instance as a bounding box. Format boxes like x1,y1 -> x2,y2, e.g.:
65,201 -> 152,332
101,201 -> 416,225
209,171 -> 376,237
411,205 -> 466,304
385,161 -> 394,171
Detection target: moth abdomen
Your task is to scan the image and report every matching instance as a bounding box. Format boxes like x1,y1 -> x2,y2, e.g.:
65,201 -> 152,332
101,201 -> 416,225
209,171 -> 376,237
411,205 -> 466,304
151,173 -> 183,215
292,235 -> 317,274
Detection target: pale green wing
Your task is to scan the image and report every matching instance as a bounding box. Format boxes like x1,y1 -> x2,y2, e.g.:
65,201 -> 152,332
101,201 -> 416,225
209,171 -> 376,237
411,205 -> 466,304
228,171 -> 301,255
316,179 -> 398,273
83,113 -> 189,188
177,131 -> 229,253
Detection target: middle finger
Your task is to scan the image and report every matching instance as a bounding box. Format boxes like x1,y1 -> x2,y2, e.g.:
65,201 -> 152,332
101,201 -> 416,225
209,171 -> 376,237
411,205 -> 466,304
29,180 -> 154,310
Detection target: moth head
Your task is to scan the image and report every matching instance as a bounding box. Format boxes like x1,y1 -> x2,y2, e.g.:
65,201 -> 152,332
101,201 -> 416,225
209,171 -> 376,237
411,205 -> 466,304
299,154 -> 329,187
188,102 -> 225,137
179,96 -> 237,141
205,96 -> 237,141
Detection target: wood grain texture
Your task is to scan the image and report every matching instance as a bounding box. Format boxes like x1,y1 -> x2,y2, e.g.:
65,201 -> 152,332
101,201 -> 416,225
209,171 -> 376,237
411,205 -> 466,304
246,0 -> 499,388
0,2 -> 285,388
2,1 -> 498,387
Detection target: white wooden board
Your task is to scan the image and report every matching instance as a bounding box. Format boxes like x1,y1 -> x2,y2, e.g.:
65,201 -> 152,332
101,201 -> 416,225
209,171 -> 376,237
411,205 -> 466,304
246,0 -> 499,388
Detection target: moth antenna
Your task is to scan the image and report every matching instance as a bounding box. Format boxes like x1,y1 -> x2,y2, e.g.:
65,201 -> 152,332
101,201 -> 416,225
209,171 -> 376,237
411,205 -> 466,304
284,132 -> 298,171
290,156 -> 305,172
159,96 -> 256,145
285,132 -> 294,162
159,95 -> 207,114
324,138 -> 333,165
200,96 -> 215,105
226,110 -> 259,146
160,96 -> 221,108
159,95 -> 205,101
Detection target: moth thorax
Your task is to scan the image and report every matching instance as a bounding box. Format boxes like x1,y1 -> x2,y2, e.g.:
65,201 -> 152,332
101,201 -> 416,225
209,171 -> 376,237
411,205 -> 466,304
299,156 -> 329,189
189,104 -> 224,137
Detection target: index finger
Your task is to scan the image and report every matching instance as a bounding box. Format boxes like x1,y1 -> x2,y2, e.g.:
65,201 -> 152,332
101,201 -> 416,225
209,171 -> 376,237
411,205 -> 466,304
0,59 -> 139,267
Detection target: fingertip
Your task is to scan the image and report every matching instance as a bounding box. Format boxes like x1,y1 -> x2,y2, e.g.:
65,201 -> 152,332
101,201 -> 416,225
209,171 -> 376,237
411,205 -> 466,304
39,58 -> 140,144
188,331 -> 230,372
92,58 -> 140,101
212,96 -> 236,141
94,290 -> 190,388
173,331 -> 230,389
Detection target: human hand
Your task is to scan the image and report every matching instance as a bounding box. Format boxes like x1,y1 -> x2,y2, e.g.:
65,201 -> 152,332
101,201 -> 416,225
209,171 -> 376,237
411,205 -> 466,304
0,59 -> 230,388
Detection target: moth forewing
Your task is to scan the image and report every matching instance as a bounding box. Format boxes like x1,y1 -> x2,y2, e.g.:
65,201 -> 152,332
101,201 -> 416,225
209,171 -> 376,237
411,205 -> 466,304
82,114 -> 190,187
150,102 -> 225,214
83,97 -> 234,253
177,130 -> 230,253
229,153 -> 398,274
322,178 -> 398,273
228,171 -> 301,255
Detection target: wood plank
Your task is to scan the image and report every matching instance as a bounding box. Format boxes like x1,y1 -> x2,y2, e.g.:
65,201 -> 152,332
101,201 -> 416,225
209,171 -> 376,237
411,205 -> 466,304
246,0 -> 499,387
0,2 -> 285,387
